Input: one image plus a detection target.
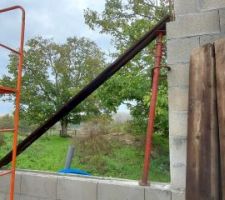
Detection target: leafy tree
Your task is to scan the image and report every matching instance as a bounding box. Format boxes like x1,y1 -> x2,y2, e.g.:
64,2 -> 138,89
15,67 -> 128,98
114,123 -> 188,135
84,0 -> 170,135
1,37 -> 106,137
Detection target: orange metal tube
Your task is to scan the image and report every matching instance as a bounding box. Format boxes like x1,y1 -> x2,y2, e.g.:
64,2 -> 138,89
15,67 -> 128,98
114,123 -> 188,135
140,32 -> 164,186
0,5 -> 25,200
10,7 -> 25,200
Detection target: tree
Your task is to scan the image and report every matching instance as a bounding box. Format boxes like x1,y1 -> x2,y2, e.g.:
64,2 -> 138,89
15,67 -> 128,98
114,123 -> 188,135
84,0 -> 170,135
1,37 -> 106,137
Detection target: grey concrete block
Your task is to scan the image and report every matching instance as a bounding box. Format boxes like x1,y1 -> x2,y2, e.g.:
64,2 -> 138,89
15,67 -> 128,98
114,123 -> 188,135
17,194 -> 47,200
200,33 -> 225,45
169,136 -> 187,189
167,37 -> 199,64
200,0 -> 225,10
0,172 -> 21,194
168,64 -> 189,87
11,194 -> 21,200
0,174 -> 10,194
172,190 -> 185,200
168,87 -> 189,112
0,193 -> 21,200
98,182 -> 144,200
57,177 -> 97,200
14,194 -> 21,200
174,0 -> 198,15
169,111 -> 188,137
0,193 -> 7,200
170,163 -> 186,190
167,11 -> 220,39
145,184 -> 172,200
20,173 -> 57,199
219,9 -> 225,32
169,136 -> 187,165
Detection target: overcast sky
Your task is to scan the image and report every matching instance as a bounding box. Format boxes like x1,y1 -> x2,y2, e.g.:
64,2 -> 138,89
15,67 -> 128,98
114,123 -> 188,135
0,0 -> 129,116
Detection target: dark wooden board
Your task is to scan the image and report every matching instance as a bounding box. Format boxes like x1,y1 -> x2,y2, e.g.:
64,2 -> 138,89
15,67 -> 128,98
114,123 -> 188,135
186,44 -> 220,200
215,38 -> 225,200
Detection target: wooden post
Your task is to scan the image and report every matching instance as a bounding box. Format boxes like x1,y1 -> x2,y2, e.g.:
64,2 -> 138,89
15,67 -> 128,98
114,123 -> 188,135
186,44 -> 220,200
215,38 -> 225,200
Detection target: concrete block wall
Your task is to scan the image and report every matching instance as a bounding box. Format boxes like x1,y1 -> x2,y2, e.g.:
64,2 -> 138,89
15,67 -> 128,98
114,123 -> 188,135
167,0 -> 225,196
0,170 -> 178,200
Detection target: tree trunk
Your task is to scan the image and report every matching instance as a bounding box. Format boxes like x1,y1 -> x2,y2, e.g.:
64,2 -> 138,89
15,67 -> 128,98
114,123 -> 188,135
60,119 -> 68,137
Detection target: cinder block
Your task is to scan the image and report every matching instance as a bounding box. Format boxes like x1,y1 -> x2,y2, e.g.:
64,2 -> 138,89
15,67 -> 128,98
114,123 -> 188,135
167,11 -> 220,39
170,163 -> 186,189
169,136 -> 187,189
168,87 -> 189,112
169,136 -> 187,165
168,64 -> 189,87
200,33 -> 225,45
16,194 -> 41,200
169,111 -> 188,137
145,185 -> 172,200
57,177 -> 97,200
20,172 -> 57,199
0,193 -> 7,200
172,190 -> 185,200
167,37 -> 199,64
174,0 -> 198,15
14,194 -> 21,200
0,172 -> 21,194
200,0 -> 225,10
0,193 -> 21,200
98,182 -> 144,200
219,9 -> 225,32
0,174 -> 11,194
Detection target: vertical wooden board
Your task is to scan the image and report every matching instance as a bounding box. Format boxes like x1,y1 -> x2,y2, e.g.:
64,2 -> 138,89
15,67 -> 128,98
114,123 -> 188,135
186,44 -> 219,200
215,38 -> 225,200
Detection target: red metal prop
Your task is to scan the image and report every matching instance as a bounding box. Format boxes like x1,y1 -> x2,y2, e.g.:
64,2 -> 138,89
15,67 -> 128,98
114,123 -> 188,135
140,32 -> 164,186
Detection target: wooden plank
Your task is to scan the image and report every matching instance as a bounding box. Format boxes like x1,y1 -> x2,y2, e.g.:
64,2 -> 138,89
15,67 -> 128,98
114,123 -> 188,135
186,44 -> 219,200
215,38 -> 225,200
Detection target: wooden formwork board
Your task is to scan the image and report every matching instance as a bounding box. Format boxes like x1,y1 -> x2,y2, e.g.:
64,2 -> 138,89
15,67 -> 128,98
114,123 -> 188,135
186,44 -> 220,200
215,38 -> 225,200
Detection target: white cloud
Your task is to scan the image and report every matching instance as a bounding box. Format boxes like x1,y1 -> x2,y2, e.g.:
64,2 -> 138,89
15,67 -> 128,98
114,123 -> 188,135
0,0 -> 109,46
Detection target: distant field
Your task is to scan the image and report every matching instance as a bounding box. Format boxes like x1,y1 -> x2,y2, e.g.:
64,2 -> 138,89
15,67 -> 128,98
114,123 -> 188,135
0,134 -> 170,182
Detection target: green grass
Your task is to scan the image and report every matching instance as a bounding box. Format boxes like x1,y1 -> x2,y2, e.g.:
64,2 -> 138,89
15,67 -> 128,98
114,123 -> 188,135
0,134 -> 170,182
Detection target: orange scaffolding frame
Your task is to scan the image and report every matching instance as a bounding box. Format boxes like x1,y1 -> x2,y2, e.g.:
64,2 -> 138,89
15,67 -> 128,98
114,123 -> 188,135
0,6 -> 25,200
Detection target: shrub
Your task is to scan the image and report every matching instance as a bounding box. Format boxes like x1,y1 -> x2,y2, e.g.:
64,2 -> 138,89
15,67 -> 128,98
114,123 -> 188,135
71,116 -> 113,172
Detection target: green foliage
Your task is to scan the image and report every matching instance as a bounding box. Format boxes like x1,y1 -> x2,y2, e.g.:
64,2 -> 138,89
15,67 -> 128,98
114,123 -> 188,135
85,0 -> 169,48
74,135 -> 112,174
84,0 -> 170,136
1,37 -> 107,136
0,135 -> 170,181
